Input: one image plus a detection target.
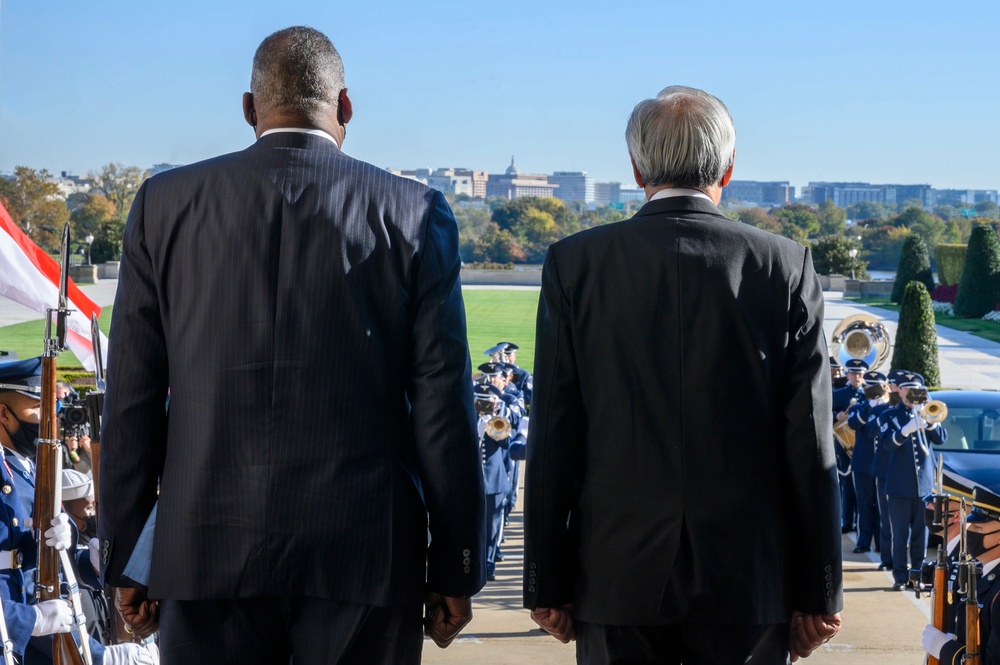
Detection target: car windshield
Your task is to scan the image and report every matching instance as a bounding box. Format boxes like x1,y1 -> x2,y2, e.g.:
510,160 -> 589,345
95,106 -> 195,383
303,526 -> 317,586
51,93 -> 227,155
933,406 -> 1000,453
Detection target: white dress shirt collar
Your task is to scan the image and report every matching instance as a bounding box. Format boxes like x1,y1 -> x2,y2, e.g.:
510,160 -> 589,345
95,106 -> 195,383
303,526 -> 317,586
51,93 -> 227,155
648,187 -> 713,203
259,127 -> 339,148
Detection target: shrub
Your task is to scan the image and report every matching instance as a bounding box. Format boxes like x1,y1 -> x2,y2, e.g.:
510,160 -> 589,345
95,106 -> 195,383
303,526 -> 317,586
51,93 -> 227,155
891,235 -> 934,303
811,236 -> 868,278
930,284 -> 959,303
936,244 -> 967,286
891,281 -> 940,387
954,224 -> 1000,318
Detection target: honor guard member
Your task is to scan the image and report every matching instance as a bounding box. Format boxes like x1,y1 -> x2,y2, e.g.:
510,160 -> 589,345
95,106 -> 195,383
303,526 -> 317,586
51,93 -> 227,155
847,370 -> 889,553
834,358 -> 867,533
923,486 -> 1000,664
871,368 -> 910,570
473,384 -> 512,582
880,372 -> 948,590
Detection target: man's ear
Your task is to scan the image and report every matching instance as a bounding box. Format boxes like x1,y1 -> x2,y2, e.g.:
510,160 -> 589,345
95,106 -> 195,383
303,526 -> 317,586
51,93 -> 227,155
629,154 -> 644,189
720,152 -> 735,187
337,89 -> 353,126
242,92 -> 257,129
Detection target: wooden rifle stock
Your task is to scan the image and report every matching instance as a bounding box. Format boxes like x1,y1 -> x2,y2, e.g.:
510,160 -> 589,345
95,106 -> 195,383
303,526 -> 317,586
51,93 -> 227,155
966,580 -> 981,665
929,546 -> 946,665
36,357 -> 85,665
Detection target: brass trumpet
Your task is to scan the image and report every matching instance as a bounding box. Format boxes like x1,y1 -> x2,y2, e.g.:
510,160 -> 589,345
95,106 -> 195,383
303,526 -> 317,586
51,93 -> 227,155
486,415 -> 512,441
923,400 -> 949,424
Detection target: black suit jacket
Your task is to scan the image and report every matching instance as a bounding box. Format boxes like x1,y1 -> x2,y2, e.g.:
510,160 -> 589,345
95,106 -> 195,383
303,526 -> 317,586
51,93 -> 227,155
523,196 -> 842,625
100,132 -> 486,605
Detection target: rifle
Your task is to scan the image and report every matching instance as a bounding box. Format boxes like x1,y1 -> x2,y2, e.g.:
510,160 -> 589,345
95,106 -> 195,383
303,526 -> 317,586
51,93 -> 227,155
928,456 -> 948,665
958,498 -> 981,665
35,224 -> 92,665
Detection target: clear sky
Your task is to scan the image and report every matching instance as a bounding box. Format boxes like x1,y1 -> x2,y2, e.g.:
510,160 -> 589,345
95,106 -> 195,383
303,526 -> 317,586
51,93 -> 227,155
1,0 -> 998,192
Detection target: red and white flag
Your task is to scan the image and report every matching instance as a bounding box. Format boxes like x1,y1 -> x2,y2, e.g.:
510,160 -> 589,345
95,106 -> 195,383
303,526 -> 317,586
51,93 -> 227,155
0,200 -> 109,371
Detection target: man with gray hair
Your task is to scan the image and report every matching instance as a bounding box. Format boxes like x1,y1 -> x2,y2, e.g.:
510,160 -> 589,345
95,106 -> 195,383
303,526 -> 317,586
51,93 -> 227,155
523,86 -> 843,663
100,26 -> 486,664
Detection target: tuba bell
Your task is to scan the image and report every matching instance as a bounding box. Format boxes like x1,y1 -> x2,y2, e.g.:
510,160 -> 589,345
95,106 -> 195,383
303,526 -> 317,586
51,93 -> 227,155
831,314 -> 891,371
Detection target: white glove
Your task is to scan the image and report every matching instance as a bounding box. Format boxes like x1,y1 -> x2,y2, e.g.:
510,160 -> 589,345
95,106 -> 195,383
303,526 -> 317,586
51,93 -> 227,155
868,399 -> 880,408
104,643 -> 158,665
901,419 -> 919,437
89,537 -> 101,575
921,624 -> 956,658
31,599 -> 73,636
44,512 -> 72,551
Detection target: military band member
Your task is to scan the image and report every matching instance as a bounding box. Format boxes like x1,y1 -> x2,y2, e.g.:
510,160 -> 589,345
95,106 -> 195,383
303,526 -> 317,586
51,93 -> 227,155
830,356 -> 847,390
847,370 -> 889,553
834,358 -> 867,534
880,372 -> 948,590
923,487 -> 1000,664
473,384 -> 512,582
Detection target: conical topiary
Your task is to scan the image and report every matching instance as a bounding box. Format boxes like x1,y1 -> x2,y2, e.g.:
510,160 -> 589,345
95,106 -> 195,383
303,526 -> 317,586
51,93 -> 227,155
954,223 -> 1000,318
891,281 -> 941,387
891,234 -> 934,303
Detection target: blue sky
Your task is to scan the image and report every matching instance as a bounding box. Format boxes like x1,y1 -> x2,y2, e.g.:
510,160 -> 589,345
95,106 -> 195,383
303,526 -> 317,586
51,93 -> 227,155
1,0 -> 998,191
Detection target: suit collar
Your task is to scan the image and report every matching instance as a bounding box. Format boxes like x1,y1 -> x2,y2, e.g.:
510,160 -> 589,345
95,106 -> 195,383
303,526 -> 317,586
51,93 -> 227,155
632,195 -> 731,221
252,131 -> 343,153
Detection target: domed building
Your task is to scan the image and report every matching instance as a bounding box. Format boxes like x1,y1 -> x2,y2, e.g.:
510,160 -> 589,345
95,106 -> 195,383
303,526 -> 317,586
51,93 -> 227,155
487,156 -> 558,200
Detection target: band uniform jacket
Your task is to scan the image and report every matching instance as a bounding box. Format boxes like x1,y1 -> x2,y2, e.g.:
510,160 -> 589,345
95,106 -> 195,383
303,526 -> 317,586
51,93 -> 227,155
99,132 -> 487,605
523,195 -> 843,625
879,405 -> 947,499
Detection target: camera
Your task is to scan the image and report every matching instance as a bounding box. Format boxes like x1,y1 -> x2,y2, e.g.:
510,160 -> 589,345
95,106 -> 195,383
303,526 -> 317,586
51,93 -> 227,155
59,399 -> 90,428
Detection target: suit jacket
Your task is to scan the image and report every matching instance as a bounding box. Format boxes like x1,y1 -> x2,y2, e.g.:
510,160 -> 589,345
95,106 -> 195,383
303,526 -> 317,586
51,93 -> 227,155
523,195 -> 842,625
100,132 -> 487,605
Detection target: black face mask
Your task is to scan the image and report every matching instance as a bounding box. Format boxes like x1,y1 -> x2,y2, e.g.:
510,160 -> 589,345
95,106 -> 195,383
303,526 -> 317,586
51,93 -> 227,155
966,529 -> 1000,559
82,515 -> 98,540
3,414 -> 39,459
925,508 -> 944,535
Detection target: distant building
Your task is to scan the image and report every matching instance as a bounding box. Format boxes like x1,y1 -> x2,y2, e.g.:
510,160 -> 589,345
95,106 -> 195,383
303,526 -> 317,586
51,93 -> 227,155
594,182 -> 621,207
486,156 -> 558,200
618,189 -> 645,203
721,180 -> 794,207
148,163 -> 182,177
933,189 -> 999,207
386,168 -> 430,184
548,171 -> 595,204
808,181 -> 933,209
54,171 -> 93,198
455,169 -> 489,198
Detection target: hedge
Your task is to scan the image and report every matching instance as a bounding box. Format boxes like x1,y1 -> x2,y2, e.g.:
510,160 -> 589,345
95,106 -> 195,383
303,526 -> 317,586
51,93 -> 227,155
955,224 -> 1000,318
891,281 -> 941,387
936,244 -> 967,286
892,235 -> 934,303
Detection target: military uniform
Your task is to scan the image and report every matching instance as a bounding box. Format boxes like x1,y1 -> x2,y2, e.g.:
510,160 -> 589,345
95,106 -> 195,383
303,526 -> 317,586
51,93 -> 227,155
473,385 -> 512,581
833,359 -> 867,533
847,371 -> 888,553
880,372 -> 948,588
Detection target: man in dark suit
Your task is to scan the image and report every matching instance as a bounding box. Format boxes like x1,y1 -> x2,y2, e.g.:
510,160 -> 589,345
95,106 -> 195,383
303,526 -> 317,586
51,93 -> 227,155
523,86 -> 843,664
99,26 -> 486,665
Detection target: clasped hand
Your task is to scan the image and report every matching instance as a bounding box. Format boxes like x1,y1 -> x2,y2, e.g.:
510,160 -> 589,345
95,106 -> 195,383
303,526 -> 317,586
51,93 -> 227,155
531,604 -> 575,643
116,587 -> 160,638
789,611 -> 841,661
424,592 -> 473,648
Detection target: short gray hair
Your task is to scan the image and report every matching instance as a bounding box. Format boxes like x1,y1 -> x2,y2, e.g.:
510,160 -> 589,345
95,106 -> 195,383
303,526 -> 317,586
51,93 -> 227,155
625,86 -> 736,189
250,26 -> 345,116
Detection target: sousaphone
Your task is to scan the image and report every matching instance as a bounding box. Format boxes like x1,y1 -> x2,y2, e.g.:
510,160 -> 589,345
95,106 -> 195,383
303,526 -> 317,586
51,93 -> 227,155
830,315 -> 891,456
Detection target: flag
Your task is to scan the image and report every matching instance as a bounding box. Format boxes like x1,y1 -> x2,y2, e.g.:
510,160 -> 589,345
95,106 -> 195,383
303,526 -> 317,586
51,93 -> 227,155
0,200 -> 109,371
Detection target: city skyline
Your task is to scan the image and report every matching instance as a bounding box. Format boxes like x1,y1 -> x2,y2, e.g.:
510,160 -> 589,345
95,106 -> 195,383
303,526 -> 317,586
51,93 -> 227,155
2,1 -> 999,192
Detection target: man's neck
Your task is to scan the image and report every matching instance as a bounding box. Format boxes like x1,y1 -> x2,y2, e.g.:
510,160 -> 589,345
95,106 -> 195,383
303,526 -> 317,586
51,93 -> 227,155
645,183 -> 722,205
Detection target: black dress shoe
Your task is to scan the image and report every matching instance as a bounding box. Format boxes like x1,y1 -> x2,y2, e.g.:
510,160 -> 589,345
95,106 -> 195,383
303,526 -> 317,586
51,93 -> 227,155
878,562 -> 893,571
891,582 -> 905,591
841,525 -> 856,534
496,553 -> 505,562
852,546 -> 870,554
487,574 -> 496,582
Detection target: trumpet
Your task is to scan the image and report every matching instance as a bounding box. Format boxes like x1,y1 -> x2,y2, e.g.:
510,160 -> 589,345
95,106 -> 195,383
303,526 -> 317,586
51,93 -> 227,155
486,415 -> 512,441
922,400 -> 949,425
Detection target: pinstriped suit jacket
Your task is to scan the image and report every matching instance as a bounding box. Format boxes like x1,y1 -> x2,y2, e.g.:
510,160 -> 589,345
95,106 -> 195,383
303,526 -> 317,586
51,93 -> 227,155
99,132 -> 487,605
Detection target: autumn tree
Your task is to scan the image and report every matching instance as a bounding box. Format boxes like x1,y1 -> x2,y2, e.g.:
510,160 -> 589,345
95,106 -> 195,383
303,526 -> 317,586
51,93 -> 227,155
88,163 -> 147,220
0,166 -> 69,252
817,199 -> 847,235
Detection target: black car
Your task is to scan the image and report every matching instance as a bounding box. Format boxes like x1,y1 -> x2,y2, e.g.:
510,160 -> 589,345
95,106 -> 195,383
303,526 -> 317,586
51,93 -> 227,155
930,390 -> 1000,492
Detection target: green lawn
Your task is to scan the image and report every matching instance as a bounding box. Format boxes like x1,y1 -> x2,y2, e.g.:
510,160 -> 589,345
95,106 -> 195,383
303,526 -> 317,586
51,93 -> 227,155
848,297 -> 1000,344
0,289 -> 541,376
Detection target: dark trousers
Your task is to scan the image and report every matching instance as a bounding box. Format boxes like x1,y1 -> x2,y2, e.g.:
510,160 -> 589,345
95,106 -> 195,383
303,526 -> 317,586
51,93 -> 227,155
876,477 -> 893,566
853,471 -> 880,549
505,460 -> 520,521
158,597 -> 423,665
486,492 -> 505,575
889,496 -> 927,584
839,470 -> 857,530
576,620 -> 790,665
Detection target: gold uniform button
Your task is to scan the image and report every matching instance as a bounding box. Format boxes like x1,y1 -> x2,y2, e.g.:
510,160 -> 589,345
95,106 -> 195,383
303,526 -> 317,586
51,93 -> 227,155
11,518 -> 17,527
1,485 -> 10,495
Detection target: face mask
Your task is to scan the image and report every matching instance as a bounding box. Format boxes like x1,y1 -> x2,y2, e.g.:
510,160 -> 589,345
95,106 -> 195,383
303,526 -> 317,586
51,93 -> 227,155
3,413 -> 39,459
966,529 -> 1000,559
82,515 -> 98,540
924,508 -> 944,535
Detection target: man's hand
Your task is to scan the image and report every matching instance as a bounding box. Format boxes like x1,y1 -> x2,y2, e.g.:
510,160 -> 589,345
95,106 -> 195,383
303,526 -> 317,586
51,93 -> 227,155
115,587 -> 159,638
79,435 -> 92,454
789,611 -> 841,661
424,592 -> 473,648
835,411 -> 848,423
530,604 -> 575,643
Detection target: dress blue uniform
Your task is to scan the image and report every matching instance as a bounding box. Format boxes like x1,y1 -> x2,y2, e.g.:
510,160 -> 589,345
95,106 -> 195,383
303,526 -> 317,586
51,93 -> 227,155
880,373 -> 948,588
474,385 -> 512,580
833,359 -> 867,533
847,371 -> 889,553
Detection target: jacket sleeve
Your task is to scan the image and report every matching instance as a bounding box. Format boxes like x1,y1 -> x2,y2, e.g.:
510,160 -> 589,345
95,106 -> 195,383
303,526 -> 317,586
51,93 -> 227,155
523,246 -> 586,610
98,181 -> 169,588
406,190 -> 486,598
781,247 -> 844,615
